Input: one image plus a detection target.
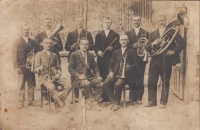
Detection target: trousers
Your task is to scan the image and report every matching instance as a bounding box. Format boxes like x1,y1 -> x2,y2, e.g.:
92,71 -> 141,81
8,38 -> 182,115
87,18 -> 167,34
131,62 -> 146,102
148,59 -> 172,105
17,71 -> 36,103
104,76 -> 135,105
43,77 -> 72,107
72,76 -> 103,101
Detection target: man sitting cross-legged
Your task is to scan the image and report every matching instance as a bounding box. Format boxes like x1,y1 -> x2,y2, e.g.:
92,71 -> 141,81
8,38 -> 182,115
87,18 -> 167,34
104,34 -> 139,111
34,38 -> 71,109
68,37 -> 103,111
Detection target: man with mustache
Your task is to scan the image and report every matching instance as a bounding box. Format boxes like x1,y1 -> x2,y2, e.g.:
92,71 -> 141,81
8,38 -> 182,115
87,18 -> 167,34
12,24 -> 38,109
104,34 -> 139,111
145,14 -> 186,108
34,17 -> 63,63
34,38 -> 71,110
126,15 -> 149,105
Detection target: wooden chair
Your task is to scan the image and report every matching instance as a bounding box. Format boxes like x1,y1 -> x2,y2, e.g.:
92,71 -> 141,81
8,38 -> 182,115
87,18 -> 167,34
40,85 -> 51,108
71,86 -> 84,104
122,84 -> 130,107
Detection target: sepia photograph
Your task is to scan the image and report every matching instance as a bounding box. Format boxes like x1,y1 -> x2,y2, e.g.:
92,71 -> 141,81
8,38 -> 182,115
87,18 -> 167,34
0,0 -> 199,130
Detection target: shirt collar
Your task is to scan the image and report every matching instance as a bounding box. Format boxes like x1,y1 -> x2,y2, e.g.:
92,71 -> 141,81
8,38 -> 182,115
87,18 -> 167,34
22,36 -> 28,43
80,50 -> 87,56
104,29 -> 110,32
44,49 -> 50,55
133,26 -> 140,30
77,27 -> 83,34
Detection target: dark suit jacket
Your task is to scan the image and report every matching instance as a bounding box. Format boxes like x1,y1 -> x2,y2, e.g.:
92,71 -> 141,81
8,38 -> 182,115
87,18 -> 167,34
146,27 -> 186,66
12,36 -> 38,73
65,28 -> 94,60
34,30 -> 63,56
126,28 -> 149,62
94,30 -> 120,66
109,48 -> 139,83
68,50 -> 100,80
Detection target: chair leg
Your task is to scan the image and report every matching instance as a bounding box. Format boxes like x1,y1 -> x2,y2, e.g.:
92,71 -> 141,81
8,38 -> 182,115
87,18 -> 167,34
48,88 -> 51,109
71,87 -> 74,104
123,85 -> 126,107
41,91 -> 43,108
79,88 -> 83,102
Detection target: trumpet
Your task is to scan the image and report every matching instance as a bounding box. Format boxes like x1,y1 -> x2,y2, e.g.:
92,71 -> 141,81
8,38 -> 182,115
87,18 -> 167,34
119,52 -> 127,79
26,48 -> 35,72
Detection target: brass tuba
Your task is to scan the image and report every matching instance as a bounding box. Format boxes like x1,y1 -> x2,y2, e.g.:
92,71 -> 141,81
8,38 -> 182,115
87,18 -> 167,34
26,48 -> 35,72
48,22 -> 64,46
151,10 -> 188,56
119,52 -> 127,79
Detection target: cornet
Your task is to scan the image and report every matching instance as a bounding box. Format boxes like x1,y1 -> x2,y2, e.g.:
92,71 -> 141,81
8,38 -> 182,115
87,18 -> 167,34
119,52 -> 127,79
137,34 -> 148,61
26,48 -> 35,72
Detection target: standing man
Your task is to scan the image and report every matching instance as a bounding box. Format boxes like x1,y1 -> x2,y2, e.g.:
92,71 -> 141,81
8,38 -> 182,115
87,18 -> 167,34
34,17 -> 63,62
68,37 -> 103,110
65,16 -> 94,100
65,16 -> 94,61
126,15 -> 149,105
145,14 -> 186,108
94,17 -> 120,102
12,24 -> 38,109
104,34 -> 139,111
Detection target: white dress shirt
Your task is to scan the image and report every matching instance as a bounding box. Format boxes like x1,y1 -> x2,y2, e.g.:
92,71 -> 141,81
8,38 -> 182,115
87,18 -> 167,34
104,29 -> 110,37
159,27 -> 166,37
121,47 -> 127,55
77,28 -> 83,36
45,29 -> 52,38
81,50 -> 87,65
44,49 -> 50,55
22,36 -> 28,44
133,27 -> 140,36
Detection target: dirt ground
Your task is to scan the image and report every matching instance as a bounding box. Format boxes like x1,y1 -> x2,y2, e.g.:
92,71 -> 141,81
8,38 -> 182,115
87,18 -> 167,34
0,57 -> 199,130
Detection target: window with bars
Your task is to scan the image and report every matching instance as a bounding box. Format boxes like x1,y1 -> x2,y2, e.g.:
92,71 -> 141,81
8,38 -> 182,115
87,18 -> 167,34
129,1 -> 152,21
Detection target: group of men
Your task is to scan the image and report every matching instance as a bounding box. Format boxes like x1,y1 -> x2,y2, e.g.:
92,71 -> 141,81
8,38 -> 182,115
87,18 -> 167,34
12,14 -> 185,111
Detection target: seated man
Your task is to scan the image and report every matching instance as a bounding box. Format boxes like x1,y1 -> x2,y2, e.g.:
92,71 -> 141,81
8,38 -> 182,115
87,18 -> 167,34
104,34 -> 139,111
68,37 -> 103,110
34,38 -> 71,109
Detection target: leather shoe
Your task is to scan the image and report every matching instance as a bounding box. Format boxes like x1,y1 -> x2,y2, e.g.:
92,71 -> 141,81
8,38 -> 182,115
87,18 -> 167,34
108,104 -> 115,110
132,102 -> 138,105
44,100 -> 49,105
28,101 -> 40,106
137,100 -> 142,105
17,103 -> 24,109
144,102 -> 157,107
112,105 -> 120,111
159,104 -> 166,109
